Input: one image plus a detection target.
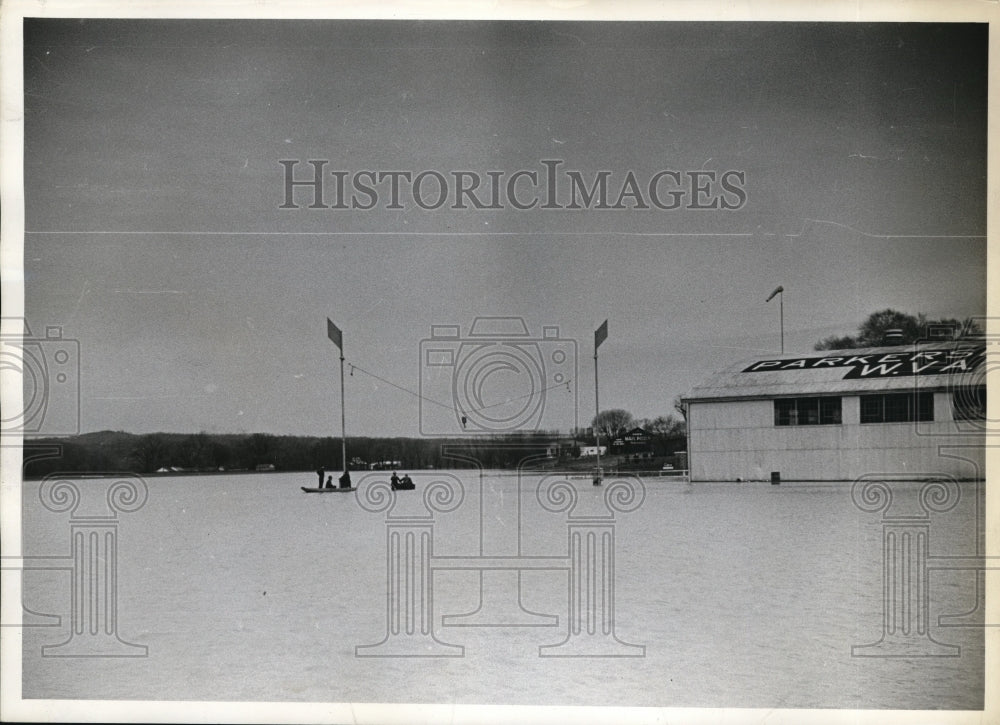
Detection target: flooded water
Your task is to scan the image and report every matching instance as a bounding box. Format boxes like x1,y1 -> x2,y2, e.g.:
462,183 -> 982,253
18,470 -> 984,709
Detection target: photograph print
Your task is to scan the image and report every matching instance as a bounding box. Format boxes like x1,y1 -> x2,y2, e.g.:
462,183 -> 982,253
1,6 -> 994,724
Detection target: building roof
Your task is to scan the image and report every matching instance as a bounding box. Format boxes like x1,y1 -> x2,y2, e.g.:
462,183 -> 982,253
682,341 -> 985,402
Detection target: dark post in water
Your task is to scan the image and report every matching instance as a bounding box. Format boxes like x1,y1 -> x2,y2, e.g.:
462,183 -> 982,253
327,318 -> 347,473
593,319 -> 608,486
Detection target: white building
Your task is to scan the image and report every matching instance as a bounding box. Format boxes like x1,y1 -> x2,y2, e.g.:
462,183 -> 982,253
681,342 -> 986,482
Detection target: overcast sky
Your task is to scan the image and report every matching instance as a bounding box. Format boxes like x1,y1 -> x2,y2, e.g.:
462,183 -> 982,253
21,20 -> 987,437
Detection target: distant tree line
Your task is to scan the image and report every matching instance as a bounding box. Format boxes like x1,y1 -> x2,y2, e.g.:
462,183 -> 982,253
22,407 -> 687,478
21,429 -> 630,478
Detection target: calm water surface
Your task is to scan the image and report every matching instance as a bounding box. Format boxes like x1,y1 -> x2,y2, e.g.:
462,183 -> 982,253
20,471 -> 984,709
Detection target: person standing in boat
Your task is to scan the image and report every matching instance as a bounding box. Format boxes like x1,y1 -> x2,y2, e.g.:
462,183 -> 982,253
316,467 -> 325,488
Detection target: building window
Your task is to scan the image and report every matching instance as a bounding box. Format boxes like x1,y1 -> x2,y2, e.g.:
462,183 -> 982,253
860,392 -> 934,424
953,385 -> 986,421
819,397 -> 841,424
774,397 -> 842,426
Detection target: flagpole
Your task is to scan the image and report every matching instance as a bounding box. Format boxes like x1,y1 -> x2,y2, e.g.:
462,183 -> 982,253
594,346 -> 601,486
766,286 -> 784,354
779,291 -> 784,354
327,318 -> 348,475
339,344 -> 347,473
593,320 -> 608,487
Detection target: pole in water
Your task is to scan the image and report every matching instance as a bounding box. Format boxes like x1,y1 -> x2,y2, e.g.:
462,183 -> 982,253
328,318 -> 348,473
594,347 -> 601,487
593,320 -> 608,486
339,349 -> 347,472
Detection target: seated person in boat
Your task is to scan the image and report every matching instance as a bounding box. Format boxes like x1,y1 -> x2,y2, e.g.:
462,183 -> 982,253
338,470 -> 352,489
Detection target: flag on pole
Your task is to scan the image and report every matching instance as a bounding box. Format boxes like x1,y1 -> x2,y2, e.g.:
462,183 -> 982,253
595,319 -> 608,350
766,286 -> 783,302
327,318 -> 343,351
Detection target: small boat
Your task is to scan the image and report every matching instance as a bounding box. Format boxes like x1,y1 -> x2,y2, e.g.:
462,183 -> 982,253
301,487 -> 356,493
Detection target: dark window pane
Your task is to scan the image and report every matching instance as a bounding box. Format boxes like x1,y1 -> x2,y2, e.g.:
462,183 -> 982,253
917,393 -> 934,422
883,393 -> 910,422
774,399 -> 794,426
798,397 -> 820,425
860,395 -> 882,424
775,397 -> 841,426
861,393 -> 933,424
820,397 -> 842,424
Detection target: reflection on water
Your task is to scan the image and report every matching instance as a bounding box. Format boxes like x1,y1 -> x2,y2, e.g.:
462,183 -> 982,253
19,471 -> 984,708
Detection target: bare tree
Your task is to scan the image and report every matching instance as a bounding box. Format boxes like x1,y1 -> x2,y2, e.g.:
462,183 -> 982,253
591,409 -> 635,441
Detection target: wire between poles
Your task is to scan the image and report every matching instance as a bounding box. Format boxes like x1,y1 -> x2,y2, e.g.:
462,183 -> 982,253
346,361 -> 573,418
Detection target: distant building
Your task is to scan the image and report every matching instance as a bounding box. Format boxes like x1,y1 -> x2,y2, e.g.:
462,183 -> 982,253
620,427 -> 651,449
255,463 -> 276,472
577,445 -> 607,457
539,440 -> 563,458
682,342 -> 986,481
